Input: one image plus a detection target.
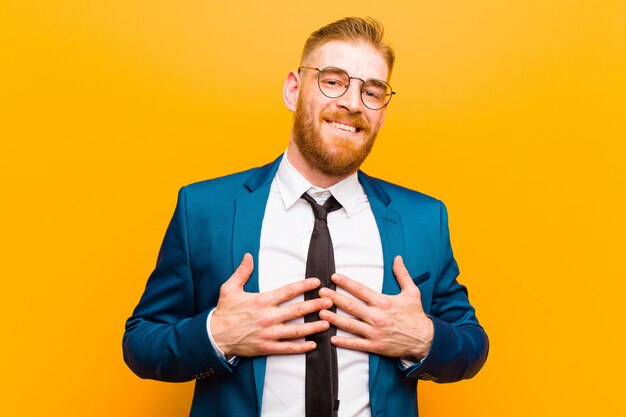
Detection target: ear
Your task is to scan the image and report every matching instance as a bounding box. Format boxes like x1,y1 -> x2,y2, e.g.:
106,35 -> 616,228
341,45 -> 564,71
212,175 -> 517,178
283,70 -> 301,113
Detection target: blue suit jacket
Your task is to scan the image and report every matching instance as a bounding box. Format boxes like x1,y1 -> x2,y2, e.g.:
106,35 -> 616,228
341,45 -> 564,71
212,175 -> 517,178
123,156 -> 488,417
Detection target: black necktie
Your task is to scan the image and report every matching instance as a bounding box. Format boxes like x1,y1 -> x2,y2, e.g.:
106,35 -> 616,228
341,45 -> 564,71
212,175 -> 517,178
301,192 -> 342,417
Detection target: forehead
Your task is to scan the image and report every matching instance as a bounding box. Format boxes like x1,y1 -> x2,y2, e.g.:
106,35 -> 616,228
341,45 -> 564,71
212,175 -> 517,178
307,40 -> 389,82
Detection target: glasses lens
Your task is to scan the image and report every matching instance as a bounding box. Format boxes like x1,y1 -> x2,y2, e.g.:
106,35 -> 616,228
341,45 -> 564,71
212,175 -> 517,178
361,79 -> 393,110
318,67 -> 350,98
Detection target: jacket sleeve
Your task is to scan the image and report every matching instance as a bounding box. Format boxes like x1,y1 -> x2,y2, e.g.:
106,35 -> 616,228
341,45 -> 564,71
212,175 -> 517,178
122,187 -> 234,382
404,201 -> 489,382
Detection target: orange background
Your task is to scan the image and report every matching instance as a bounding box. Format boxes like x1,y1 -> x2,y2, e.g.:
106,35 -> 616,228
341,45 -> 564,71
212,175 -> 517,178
1,1 -> 625,416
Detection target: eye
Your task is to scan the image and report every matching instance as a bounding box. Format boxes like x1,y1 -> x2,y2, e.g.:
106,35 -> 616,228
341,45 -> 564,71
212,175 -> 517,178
362,80 -> 390,103
324,79 -> 343,87
320,77 -> 347,89
319,68 -> 350,90
362,88 -> 385,101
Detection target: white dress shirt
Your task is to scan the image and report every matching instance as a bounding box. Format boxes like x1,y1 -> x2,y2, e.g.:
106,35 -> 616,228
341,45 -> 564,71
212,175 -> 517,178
209,152 -> 384,417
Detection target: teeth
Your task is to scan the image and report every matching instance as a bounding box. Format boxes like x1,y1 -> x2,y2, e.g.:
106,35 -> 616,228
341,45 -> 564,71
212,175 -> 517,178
330,121 -> 357,132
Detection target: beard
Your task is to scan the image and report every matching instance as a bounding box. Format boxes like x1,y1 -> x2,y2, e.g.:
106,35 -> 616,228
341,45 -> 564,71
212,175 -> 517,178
292,94 -> 380,177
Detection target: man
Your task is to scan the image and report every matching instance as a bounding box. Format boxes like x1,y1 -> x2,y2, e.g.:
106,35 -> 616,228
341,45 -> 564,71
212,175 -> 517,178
123,17 -> 488,417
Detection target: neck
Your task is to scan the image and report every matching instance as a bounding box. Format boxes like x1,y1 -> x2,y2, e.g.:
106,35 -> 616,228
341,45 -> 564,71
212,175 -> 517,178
286,142 -> 354,189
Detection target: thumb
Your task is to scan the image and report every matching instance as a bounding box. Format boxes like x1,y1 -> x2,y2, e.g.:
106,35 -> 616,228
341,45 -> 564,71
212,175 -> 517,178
228,253 -> 254,289
392,255 -> 416,291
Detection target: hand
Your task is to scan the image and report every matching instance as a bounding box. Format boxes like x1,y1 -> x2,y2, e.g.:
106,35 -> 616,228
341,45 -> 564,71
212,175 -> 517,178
210,253 -> 333,357
318,256 -> 434,360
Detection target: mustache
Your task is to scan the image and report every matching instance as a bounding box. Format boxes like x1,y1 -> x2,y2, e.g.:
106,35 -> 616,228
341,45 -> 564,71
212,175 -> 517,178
319,110 -> 370,132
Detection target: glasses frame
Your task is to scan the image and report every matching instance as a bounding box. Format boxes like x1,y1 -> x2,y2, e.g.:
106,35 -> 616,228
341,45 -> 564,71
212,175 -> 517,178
299,66 -> 396,110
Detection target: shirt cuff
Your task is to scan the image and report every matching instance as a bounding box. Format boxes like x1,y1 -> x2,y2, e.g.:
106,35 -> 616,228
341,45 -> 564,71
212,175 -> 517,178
206,308 -> 237,364
399,355 -> 426,370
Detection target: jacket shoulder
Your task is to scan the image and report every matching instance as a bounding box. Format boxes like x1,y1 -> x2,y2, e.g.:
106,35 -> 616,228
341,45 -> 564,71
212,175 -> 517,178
173,166 -> 263,217
362,173 -> 444,210
183,156 -> 280,199
184,166 -> 257,195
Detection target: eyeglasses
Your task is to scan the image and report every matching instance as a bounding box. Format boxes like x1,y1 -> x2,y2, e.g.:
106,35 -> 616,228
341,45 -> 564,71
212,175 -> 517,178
299,66 -> 395,110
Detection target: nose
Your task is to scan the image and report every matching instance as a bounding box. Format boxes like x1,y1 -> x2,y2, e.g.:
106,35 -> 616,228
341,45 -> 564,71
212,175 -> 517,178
334,79 -> 364,112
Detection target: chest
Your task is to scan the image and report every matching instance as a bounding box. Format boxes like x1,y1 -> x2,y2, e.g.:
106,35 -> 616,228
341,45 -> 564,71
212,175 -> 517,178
258,192 -> 384,296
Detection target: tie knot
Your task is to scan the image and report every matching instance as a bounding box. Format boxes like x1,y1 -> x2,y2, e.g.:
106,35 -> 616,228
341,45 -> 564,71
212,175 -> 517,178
301,193 -> 342,220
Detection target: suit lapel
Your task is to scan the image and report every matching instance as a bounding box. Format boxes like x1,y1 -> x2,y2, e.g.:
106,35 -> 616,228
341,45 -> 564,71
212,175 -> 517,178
358,171 -> 405,294
232,156 -> 282,414
232,155 -> 283,289
358,171 -> 405,396
232,190 -> 269,293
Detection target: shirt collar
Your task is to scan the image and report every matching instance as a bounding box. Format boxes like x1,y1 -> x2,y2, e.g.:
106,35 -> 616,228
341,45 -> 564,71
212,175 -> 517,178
275,151 -> 361,216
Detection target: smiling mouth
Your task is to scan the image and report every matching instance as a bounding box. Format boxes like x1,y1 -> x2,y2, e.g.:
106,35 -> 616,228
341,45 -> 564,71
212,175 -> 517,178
328,120 -> 359,133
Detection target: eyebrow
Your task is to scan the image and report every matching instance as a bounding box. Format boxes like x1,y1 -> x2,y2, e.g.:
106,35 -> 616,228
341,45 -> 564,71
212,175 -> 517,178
321,66 -> 388,83
365,79 -> 388,88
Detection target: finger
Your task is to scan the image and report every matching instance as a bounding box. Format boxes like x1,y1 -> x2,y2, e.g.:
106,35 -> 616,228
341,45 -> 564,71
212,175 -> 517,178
274,297 -> 333,323
330,273 -> 379,305
258,340 -> 317,355
270,320 -> 330,340
319,309 -> 371,337
225,253 -> 255,290
266,277 -> 321,306
319,287 -> 368,319
392,256 -> 418,292
330,335 -> 372,353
